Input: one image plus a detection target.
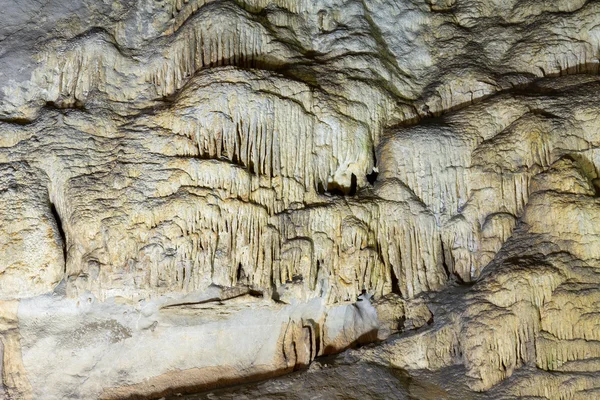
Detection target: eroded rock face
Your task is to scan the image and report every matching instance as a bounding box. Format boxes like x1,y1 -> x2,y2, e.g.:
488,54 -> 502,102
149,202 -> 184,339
1,0 -> 600,399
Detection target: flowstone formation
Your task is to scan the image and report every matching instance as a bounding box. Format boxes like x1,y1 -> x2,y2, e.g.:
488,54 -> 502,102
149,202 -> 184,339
1,0 -> 600,399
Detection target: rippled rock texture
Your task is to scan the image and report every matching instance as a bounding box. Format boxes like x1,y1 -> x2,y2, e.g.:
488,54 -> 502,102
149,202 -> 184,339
1,0 -> 600,399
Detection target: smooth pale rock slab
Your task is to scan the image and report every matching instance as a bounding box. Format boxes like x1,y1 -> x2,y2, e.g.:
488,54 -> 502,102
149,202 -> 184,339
12,292 -> 378,399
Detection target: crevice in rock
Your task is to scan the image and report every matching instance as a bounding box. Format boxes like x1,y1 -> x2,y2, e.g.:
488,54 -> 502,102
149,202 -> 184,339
325,174 -> 358,196
367,149 -> 379,186
440,238 -> 451,279
366,169 -> 378,186
0,117 -> 33,125
349,173 -> 358,196
237,263 -> 246,283
49,201 -> 67,267
390,268 -> 401,295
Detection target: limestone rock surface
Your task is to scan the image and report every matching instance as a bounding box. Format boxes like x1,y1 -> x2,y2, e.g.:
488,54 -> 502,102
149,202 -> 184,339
1,0 -> 600,399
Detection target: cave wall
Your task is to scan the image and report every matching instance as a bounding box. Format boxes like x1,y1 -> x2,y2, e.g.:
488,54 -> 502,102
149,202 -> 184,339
1,0 -> 600,399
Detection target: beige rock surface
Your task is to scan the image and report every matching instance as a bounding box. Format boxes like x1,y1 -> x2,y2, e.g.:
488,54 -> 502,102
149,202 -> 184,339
1,0 -> 600,398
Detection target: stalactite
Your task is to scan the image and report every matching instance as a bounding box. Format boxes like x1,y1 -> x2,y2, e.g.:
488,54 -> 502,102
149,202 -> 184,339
155,69 -> 376,202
